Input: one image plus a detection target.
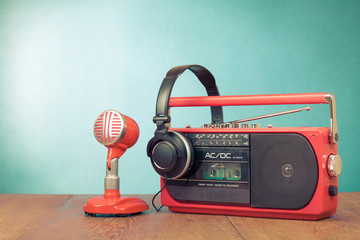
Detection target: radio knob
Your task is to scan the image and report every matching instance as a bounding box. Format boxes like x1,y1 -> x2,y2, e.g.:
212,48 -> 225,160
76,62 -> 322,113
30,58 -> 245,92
241,123 -> 250,128
327,154 -> 342,177
329,185 -> 338,196
251,123 -> 260,128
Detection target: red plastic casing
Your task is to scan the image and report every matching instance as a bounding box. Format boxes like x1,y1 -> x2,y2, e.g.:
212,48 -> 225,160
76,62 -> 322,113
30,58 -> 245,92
83,189 -> 149,215
106,113 -> 139,169
160,93 -> 339,220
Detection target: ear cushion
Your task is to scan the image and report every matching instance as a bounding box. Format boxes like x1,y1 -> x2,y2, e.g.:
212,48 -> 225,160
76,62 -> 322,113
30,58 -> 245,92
150,131 -> 194,179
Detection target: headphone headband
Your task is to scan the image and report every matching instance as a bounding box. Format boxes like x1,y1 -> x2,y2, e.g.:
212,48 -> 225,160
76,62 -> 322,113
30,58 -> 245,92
153,65 -> 223,131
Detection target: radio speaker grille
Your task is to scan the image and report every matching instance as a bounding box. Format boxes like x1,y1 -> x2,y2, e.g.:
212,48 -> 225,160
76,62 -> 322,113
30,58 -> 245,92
250,133 -> 318,210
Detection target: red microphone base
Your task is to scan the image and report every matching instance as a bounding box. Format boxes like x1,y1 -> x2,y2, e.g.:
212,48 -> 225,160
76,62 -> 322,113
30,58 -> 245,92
83,190 -> 149,216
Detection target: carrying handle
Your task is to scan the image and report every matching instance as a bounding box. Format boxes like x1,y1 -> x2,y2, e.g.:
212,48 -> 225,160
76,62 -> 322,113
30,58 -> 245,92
169,92 -> 338,144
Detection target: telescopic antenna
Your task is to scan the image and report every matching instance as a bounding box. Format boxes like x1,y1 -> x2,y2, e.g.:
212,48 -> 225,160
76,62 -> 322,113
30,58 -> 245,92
228,106 -> 311,124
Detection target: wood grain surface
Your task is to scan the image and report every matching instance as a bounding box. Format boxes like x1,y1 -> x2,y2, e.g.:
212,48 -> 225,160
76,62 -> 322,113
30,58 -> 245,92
0,193 -> 359,240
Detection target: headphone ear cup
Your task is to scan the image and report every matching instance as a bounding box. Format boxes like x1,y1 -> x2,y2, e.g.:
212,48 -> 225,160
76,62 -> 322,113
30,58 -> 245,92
150,131 -> 194,179
146,137 -> 158,157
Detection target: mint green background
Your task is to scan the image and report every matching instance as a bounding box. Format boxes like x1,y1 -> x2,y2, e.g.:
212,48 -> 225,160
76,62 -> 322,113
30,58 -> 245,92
1,0 -> 359,194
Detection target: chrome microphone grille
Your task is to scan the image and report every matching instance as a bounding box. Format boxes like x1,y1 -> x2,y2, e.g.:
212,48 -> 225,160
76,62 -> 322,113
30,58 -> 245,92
94,110 -> 127,146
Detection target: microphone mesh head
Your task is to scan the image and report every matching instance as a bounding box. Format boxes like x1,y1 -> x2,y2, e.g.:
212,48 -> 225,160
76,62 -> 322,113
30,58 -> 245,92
94,110 -> 127,146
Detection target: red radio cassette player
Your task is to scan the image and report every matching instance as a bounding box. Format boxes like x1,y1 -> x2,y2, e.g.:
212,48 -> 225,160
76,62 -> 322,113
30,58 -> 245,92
147,65 -> 342,220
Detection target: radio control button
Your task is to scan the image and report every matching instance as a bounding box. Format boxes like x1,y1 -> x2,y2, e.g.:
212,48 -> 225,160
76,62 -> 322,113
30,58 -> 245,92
327,154 -> 342,177
251,123 -> 260,128
329,185 -> 338,196
268,124 -> 273,128
241,123 -> 250,128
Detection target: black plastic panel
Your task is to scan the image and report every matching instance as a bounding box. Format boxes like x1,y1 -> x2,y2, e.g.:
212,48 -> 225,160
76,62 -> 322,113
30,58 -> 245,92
167,140 -> 250,204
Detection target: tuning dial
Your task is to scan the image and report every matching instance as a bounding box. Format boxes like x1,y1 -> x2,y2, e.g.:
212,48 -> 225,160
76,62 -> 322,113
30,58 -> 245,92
327,154 -> 342,177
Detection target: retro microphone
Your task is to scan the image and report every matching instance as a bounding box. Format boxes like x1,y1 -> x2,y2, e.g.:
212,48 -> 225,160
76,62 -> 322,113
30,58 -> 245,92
84,110 -> 149,216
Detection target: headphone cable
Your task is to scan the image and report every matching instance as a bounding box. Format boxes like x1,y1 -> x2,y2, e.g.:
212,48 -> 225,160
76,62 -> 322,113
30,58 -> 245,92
152,176 -> 168,212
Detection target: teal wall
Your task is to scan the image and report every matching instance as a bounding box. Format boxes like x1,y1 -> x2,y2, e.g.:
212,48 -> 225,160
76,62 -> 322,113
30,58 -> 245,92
1,0 -> 359,194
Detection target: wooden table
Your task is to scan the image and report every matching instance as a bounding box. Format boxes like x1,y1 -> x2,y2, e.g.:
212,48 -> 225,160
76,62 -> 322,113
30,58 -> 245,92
1,193 -> 359,240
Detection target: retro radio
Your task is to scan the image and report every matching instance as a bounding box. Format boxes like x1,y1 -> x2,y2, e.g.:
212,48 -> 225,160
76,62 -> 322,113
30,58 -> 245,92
147,65 -> 342,220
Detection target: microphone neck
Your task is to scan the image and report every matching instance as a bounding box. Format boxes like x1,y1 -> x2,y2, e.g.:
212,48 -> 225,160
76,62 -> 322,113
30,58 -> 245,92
107,145 -> 126,169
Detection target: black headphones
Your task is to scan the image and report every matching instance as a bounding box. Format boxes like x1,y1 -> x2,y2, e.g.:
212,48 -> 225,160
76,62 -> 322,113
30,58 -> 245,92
147,65 -> 223,179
